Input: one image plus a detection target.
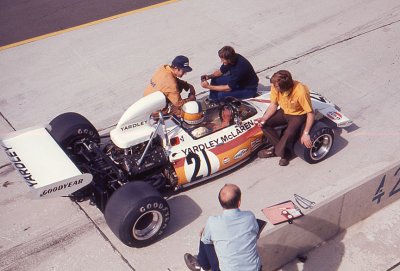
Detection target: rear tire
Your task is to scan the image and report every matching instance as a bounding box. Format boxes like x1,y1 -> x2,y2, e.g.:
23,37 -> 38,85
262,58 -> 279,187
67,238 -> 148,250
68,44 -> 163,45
48,112 -> 100,199
49,112 -> 100,149
104,181 -> 170,247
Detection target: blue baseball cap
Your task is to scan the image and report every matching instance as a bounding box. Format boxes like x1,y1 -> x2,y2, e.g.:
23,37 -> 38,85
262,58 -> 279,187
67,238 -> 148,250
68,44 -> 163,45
172,55 -> 193,72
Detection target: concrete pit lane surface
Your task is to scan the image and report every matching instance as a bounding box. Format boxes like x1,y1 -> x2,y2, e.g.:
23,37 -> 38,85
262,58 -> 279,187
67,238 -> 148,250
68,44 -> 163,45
1,0 -> 400,270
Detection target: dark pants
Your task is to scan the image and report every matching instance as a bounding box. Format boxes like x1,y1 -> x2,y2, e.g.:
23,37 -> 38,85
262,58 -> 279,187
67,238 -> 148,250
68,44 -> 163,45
197,241 -> 220,271
197,241 -> 262,271
209,75 -> 257,102
261,110 -> 306,159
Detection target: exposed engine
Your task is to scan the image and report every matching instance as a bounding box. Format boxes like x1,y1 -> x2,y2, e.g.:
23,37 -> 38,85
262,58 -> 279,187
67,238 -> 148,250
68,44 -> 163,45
105,142 -> 169,177
72,138 -> 174,210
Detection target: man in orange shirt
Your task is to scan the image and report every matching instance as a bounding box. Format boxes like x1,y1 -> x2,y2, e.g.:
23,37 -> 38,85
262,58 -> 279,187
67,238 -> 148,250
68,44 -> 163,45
144,55 -> 196,116
256,70 -> 314,166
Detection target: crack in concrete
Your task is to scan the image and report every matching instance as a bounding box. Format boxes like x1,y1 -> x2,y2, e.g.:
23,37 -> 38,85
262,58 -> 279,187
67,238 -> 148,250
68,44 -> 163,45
256,19 -> 400,74
0,112 -> 16,132
74,201 -> 136,271
0,218 -> 95,270
0,112 -> 13,168
0,163 -> 11,170
387,261 -> 400,271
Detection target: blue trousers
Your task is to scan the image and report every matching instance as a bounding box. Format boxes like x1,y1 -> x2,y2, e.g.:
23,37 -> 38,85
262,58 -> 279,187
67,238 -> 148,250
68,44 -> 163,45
209,75 -> 257,102
197,240 -> 262,271
197,241 -> 220,271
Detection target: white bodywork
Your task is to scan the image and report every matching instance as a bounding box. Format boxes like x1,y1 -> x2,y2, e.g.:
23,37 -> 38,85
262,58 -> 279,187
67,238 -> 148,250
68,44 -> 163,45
309,92 -> 352,128
0,90 -> 351,199
110,91 -> 166,148
255,90 -> 352,128
1,127 -> 92,198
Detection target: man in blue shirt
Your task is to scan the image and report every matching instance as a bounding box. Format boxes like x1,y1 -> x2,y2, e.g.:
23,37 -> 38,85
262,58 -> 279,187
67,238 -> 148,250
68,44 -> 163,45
201,46 -> 259,102
184,184 -> 262,271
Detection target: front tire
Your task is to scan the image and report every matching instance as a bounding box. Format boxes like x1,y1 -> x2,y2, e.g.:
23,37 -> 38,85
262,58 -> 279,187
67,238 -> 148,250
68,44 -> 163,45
104,181 -> 170,247
303,123 -> 334,164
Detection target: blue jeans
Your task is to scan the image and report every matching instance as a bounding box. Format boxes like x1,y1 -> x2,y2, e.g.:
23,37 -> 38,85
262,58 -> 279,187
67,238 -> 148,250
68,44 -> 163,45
209,75 -> 257,102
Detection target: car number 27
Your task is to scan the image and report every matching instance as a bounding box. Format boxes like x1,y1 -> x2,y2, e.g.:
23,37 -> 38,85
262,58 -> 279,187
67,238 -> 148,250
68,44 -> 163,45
184,149 -> 220,182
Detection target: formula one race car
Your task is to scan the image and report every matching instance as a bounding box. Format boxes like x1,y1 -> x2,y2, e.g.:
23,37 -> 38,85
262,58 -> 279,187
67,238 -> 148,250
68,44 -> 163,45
1,90 -> 352,247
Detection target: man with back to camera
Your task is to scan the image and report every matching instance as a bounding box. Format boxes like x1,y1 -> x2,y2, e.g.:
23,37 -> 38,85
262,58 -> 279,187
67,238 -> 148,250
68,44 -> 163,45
200,46 -> 259,102
184,183 -> 262,271
144,55 -> 196,116
256,70 -> 314,166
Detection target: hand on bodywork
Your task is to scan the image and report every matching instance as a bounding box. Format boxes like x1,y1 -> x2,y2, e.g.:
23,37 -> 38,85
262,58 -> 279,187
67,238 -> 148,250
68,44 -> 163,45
256,103 -> 278,126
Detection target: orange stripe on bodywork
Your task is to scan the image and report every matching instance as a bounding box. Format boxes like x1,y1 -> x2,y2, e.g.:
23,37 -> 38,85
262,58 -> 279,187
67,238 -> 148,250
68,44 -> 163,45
173,126 -> 265,185
212,126 -> 263,155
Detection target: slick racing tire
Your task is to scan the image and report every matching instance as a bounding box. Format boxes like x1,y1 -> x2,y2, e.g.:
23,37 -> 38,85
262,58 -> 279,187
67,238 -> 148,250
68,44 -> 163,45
49,112 -> 100,150
104,181 -> 170,247
301,122 -> 334,164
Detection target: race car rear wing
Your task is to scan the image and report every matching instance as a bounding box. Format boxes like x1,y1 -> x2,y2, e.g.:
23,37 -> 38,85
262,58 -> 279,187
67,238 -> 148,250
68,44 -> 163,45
1,127 -> 92,199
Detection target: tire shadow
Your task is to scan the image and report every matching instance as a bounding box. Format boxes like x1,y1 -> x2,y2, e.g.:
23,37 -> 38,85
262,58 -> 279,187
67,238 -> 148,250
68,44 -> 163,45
326,131 -> 349,158
323,122 -> 360,160
294,122 -> 359,163
158,195 -> 202,240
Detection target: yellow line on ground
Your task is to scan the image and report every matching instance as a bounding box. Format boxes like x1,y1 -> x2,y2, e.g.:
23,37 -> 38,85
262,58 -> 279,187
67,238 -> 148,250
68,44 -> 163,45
0,0 -> 179,52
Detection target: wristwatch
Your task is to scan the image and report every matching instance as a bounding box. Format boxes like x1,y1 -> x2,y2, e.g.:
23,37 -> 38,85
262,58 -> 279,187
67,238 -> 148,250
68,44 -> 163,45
303,131 -> 309,135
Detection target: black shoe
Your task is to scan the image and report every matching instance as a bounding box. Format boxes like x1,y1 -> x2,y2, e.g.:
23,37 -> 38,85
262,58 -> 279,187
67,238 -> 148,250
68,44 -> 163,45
279,158 -> 289,166
257,147 -> 275,158
184,253 -> 201,271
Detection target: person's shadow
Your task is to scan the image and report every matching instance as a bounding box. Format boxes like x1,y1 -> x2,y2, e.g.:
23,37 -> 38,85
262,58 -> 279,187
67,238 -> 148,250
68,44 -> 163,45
277,230 -> 347,271
258,204 -> 346,271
